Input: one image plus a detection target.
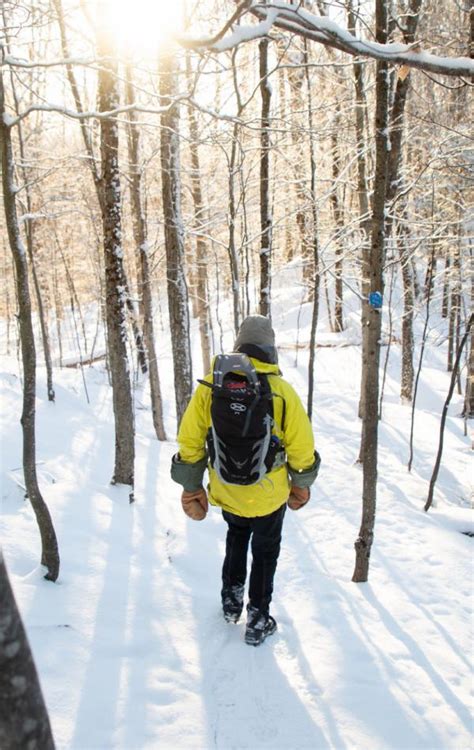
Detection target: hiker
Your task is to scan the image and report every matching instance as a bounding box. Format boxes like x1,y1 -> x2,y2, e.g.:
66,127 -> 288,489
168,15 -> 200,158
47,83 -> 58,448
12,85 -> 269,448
171,315 -> 320,646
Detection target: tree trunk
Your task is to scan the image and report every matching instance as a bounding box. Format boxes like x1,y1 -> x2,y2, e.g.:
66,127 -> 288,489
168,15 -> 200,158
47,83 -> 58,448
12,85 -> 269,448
125,65 -> 166,440
2,11 -> 55,401
25,224 -> 55,401
425,315 -> 474,511
408,248 -> 435,472
347,1 -> 371,423
0,553 -> 55,750
286,52 -> 312,284
448,241 -> 462,373
384,2 -> 422,403
398,220 -> 415,402
304,42 -> 321,420
329,104 -> 345,332
54,0 -> 146,374
1,72 -> 60,581
353,0 -> 390,583
159,47 -> 193,424
462,244 -> 474,417
442,251 -> 451,319
259,37 -> 272,317
185,55 -> 212,374
97,30 -> 135,489
228,121 -> 242,334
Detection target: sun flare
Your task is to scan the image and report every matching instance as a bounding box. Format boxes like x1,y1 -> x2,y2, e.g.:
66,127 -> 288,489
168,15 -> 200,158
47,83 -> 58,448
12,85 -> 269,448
106,0 -> 184,55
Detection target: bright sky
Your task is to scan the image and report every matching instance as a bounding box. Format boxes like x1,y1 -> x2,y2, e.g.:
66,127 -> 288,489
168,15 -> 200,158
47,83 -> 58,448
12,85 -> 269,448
105,0 -> 184,55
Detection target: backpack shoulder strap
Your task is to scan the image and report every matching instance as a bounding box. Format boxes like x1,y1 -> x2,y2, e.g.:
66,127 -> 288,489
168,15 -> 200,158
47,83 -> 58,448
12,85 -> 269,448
267,374 -> 286,433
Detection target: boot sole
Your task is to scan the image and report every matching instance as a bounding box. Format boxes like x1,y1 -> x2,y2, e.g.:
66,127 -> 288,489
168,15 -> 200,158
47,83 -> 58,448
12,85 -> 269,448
244,621 -> 277,646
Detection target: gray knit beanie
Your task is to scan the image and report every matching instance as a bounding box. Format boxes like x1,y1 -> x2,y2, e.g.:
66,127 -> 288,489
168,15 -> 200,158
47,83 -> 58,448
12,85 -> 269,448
234,315 -> 278,364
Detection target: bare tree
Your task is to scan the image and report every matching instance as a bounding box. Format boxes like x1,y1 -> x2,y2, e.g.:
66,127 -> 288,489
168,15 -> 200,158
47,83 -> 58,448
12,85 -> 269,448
304,40 -> 321,419
347,0 -> 372,425
97,17 -> 135,488
2,9 -> 55,401
329,101 -> 345,332
53,0 -> 147,376
159,46 -> 193,423
185,54 -> 212,373
259,35 -> 272,317
285,45 -> 312,282
353,0 -> 390,583
462,243 -> 474,418
425,314 -> 474,511
125,64 -> 167,440
1,65 -> 60,582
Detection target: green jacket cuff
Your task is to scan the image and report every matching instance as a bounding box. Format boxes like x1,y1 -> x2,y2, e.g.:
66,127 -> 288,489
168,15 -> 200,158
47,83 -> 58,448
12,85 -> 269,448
171,454 -> 208,492
288,451 -> 321,488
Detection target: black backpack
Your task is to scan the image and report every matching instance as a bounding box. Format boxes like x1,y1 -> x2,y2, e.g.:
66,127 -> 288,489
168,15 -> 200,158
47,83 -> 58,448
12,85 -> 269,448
198,353 -> 284,486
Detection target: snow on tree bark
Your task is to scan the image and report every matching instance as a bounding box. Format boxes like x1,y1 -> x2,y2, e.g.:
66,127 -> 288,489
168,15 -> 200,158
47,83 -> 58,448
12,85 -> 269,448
1,68 -> 60,582
97,36 -> 135,488
125,65 -> 167,441
285,47 -> 312,285
353,0 -> 390,583
3,12 -> 55,402
185,53 -> 212,374
259,36 -> 272,318
159,47 -> 193,424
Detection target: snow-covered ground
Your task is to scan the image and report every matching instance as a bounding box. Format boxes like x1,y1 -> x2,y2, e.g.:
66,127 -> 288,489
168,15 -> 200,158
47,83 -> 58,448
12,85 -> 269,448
1,274 -> 472,750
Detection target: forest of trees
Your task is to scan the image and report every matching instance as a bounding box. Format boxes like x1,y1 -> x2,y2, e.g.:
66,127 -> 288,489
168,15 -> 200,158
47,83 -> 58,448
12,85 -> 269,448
1,1 -> 473,740
2,0 -> 473,566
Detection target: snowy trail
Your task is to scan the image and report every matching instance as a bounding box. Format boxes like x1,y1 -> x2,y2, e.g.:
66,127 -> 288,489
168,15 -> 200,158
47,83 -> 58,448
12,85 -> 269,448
1,338 -> 472,750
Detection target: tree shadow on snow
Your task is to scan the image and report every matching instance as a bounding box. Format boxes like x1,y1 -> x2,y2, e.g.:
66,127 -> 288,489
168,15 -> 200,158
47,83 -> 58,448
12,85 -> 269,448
285,510 -> 471,749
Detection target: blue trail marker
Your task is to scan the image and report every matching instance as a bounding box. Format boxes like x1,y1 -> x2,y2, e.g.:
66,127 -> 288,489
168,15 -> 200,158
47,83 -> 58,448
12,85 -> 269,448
368,291 -> 383,309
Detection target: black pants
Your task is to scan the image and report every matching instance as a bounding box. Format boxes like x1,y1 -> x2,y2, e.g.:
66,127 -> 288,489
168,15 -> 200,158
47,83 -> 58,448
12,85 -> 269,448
221,503 -> 286,614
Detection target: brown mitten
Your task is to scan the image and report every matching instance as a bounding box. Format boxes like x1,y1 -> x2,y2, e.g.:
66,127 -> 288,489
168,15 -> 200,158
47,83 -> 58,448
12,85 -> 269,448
181,488 -> 208,521
287,485 -> 310,511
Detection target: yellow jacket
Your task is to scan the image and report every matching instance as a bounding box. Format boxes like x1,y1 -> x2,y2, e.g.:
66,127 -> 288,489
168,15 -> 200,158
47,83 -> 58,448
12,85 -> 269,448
176,358 -> 317,517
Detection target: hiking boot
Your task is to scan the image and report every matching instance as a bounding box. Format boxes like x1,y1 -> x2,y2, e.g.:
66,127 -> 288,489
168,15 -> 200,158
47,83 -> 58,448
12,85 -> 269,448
222,584 -> 245,623
244,606 -> 277,646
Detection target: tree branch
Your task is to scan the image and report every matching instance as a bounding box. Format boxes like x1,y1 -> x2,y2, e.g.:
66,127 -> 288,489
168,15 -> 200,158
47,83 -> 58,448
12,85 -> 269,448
178,0 -> 474,78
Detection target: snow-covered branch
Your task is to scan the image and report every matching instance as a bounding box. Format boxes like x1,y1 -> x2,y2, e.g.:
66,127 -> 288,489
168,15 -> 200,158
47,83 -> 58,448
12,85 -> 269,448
2,52 -> 99,69
179,0 -> 474,79
3,101 -> 169,128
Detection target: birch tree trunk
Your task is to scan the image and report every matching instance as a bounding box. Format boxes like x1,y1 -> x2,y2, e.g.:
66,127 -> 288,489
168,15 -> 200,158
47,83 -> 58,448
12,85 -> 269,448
286,54 -> 312,282
125,65 -> 166,440
1,70 -> 60,581
353,0 -> 390,583
259,36 -> 272,317
0,553 -> 55,750
97,28 -> 135,488
159,47 -> 193,423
